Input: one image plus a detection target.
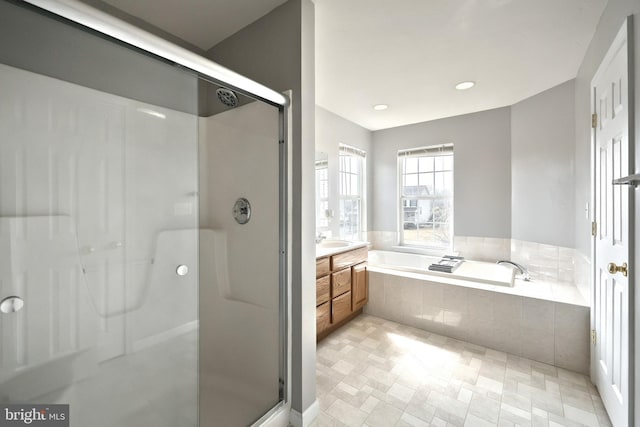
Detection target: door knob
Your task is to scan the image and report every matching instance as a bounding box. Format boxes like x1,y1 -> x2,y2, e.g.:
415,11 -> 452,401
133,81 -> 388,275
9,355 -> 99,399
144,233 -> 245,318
607,262 -> 628,277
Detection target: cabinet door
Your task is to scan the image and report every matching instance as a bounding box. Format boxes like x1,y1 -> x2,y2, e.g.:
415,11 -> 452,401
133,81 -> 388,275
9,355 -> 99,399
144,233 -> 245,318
332,291 -> 352,324
316,301 -> 331,335
352,262 -> 368,311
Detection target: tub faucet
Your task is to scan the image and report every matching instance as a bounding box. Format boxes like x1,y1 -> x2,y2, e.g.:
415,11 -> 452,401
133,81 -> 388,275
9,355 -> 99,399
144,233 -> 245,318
496,260 -> 530,281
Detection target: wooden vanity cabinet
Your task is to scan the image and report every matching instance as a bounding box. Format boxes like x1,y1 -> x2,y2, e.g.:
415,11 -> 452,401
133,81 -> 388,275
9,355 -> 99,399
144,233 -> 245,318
331,268 -> 351,298
316,301 -> 331,335
351,262 -> 368,311
316,247 -> 368,340
331,291 -> 352,324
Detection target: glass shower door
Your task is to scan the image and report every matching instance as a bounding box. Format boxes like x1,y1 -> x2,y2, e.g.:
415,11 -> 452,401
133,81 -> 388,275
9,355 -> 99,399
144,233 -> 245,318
0,2 -> 287,426
0,1 -> 200,426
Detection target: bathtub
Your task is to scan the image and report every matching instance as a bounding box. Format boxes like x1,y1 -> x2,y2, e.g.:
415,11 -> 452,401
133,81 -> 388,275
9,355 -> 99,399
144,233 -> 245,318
364,249 -> 591,374
367,250 -> 515,286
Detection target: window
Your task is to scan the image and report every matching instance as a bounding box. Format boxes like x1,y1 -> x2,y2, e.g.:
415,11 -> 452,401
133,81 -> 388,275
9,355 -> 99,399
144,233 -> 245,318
339,144 -> 366,240
398,144 -> 453,249
315,157 -> 329,230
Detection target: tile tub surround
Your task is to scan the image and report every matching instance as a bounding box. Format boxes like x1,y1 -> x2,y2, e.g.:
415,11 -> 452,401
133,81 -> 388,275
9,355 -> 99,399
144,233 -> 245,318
453,236 -> 511,263
368,232 -> 592,302
365,269 -> 590,375
313,315 -> 611,427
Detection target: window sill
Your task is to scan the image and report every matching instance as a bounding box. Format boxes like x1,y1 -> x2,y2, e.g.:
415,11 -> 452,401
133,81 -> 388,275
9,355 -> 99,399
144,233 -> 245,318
391,245 -> 457,257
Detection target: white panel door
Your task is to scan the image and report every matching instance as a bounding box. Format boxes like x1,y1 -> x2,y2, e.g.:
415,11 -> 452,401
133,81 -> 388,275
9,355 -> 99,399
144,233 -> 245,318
592,18 -> 631,427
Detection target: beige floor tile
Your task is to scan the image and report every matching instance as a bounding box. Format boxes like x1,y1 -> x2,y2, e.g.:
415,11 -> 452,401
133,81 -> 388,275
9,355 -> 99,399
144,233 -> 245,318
388,382 -> 416,402
465,413 -> 498,427
399,412 -> 430,427
365,401 -> 403,427
315,315 -> 611,427
326,398 -> 368,426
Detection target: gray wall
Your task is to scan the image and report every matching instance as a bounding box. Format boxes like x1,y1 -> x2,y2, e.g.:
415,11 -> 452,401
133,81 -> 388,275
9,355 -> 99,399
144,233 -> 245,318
316,106 -> 373,237
511,80 -> 576,247
372,107 -> 512,239
78,0 -> 206,54
0,1 -> 199,115
574,0 -> 640,257
207,0 -> 317,415
572,0 -> 640,422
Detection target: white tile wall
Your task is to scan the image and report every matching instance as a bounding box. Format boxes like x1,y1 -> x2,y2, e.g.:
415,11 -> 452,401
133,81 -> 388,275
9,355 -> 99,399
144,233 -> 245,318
369,232 -> 592,293
368,231 -> 400,251
573,251 -> 592,305
368,232 -> 592,374
453,236 -> 511,262
364,274 -> 590,374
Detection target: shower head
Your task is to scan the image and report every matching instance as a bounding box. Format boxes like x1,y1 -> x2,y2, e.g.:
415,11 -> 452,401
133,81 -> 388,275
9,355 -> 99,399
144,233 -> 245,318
216,88 -> 239,108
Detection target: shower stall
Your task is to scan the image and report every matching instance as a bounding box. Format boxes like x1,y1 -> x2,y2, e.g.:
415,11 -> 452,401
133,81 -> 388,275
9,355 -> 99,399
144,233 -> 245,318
0,1 -> 289,426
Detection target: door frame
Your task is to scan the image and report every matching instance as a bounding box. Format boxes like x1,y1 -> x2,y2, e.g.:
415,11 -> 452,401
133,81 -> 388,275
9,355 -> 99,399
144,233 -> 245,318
590,15 -> 635,426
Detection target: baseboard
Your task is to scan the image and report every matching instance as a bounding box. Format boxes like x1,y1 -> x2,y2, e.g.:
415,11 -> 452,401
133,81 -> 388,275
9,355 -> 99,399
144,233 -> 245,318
289,400 -> 319,427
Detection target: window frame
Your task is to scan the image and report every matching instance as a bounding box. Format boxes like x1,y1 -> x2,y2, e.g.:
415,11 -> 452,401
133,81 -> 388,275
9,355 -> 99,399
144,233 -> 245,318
315,158 -> 329,231
397,144 -> 454,251
338,144 -> 366,241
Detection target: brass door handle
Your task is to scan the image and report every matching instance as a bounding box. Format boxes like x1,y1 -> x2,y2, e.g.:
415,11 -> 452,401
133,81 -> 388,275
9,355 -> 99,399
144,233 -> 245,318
607,262 -> 628,277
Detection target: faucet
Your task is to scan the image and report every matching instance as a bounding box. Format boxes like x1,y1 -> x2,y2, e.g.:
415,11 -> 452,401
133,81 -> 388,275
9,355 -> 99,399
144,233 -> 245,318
496,260 -> 530,281
315,232 -> 327,244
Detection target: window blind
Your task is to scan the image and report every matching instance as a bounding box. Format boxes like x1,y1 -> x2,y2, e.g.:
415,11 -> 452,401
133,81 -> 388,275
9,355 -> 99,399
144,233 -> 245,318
339,144 -> 366,158
398,143 -> 453,158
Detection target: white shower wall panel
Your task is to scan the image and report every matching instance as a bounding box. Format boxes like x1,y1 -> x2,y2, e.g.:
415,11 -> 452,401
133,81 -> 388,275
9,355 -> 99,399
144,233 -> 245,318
199,103 -> 280,310
198,102 -> 282,426
0,63 -> 199,384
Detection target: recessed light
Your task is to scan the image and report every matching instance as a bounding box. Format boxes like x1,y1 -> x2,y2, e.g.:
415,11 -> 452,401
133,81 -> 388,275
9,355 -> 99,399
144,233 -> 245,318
455,81 -> 475,90
373,104 -> 389,111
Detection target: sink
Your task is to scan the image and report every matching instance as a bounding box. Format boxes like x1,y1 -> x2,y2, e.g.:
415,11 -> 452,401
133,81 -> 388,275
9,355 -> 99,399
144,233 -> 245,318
318,240 -> 352,248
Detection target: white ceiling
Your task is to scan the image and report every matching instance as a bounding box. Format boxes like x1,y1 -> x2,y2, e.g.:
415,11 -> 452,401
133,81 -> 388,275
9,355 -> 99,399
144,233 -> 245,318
99,0 -> 607,131
102,0 -> 288,50
315,0 -> 607,130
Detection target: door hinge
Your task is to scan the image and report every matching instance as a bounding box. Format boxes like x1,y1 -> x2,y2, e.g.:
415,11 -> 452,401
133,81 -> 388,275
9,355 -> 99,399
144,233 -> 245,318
591,329 -> 597,345
591,221 -> 597,237
591,113 -> 598,129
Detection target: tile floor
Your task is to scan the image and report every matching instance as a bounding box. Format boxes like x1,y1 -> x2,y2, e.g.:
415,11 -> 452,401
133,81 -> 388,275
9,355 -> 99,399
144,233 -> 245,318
313,314 -> 612,427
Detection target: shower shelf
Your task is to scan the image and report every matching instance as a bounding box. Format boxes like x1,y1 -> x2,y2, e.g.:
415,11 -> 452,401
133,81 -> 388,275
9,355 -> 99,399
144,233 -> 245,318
612,174 -> 640,187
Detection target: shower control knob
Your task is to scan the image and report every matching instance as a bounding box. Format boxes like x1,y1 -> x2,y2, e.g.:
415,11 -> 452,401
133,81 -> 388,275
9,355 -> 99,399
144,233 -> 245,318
0,296 -> 24,314
112,241 -> 123,249
233,198 -> 251,224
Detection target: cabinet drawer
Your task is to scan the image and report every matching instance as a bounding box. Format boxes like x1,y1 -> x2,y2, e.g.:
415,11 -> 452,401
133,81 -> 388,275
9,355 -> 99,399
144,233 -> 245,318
316,257 -> 330,278
316,275 -> 330,306
331,268 -> 351,297
316,301 -> 331,335
331,247 -> 367,271
332,291 -> 352,324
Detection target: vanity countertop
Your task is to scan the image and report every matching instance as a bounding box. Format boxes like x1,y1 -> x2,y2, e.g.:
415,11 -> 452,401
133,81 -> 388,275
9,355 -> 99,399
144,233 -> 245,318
315,241 -> 369,259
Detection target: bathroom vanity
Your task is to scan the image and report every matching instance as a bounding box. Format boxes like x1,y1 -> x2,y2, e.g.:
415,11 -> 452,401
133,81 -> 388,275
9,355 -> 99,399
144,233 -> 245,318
316,243 -> 368,340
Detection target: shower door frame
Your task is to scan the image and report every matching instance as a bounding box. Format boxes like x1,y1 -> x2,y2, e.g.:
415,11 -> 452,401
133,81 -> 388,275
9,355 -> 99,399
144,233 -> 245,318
16,0 -> 291,424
